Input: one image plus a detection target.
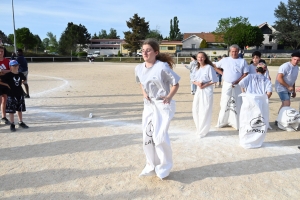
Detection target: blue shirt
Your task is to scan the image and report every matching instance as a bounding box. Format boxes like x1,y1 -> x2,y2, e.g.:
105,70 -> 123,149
16,55 -> 28,72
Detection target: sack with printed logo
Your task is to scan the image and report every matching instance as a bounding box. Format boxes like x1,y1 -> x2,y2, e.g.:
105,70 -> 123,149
239,93 -> 269,148
276,107 -> 300,132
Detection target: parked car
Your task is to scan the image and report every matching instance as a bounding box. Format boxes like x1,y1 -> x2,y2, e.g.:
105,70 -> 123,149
48,52 -> 59,55
136,52 -> 142,56
107,54 -> 114,57
87,53 -> 93,58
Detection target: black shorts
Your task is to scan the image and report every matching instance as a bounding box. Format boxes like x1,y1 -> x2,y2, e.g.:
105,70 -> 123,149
6,96 -> 26,113
0,85 -> 9,96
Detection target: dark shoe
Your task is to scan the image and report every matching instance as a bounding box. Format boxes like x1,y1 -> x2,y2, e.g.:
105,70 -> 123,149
1,117 -> 11,125
24,94 -> 30,98
10,124 -> 16,132
18,122 -> 29,129
275,120 -> 278,126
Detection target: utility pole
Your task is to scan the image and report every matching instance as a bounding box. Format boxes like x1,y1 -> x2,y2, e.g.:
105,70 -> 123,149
12,0 -> 17,53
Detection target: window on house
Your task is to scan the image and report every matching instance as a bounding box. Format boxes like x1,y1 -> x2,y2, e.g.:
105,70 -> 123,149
160,46 -> 167,50
191,44 -> 196,49
269,35 -> 273,42
168,47 -> 174,50
265,46 -> 272,50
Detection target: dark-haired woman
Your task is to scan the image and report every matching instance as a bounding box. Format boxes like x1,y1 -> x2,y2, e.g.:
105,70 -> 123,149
191,52 -> 218,137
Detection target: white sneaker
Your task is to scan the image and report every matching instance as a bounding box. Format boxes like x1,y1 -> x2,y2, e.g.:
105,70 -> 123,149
139,165 -> 156,177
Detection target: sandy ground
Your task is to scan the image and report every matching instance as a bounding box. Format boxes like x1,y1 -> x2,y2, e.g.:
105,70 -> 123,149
0,61 -> 300,200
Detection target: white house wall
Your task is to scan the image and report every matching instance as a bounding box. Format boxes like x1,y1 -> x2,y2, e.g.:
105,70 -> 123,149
260,34 -> 278,49
183,36 -> 202,49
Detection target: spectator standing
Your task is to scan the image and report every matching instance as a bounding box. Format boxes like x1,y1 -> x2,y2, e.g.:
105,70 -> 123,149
16,49 -> 30,98
238,50 -> 244,58
214,55 -> 223,88
185,55 -> 198,94
0,60 -> 29,132
0,46 -> 11,125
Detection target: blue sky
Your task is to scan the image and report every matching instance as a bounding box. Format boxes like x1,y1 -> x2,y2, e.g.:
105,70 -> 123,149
1,0 -> 288,41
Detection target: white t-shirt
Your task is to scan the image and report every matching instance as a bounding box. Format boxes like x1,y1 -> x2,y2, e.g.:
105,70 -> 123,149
248,64 -> 270,80
191,64 -> 218,83
239,74 -> 272,94
135,60 -> 180,100
186,60 -> 198,73
215,57 -> 249,83
275,62 -> 299,92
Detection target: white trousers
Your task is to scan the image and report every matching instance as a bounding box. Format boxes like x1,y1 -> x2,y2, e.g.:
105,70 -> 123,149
192,85 -> 214,137
216,81 -> 242,130
140,99 -> 175,179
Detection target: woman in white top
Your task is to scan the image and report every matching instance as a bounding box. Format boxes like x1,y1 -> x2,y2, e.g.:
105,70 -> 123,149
191,52 -> 218,137
135,38 -> 180,180
185,55 -> 198,95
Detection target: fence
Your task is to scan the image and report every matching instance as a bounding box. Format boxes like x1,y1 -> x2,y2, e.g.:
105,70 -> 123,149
6,56 -> 290,66
16,56 -> 213,64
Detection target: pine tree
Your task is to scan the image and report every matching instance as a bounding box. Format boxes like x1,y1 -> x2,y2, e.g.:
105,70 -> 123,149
123,14 -> 149,54
199,39 -> 208,48
169,16 -> 181,40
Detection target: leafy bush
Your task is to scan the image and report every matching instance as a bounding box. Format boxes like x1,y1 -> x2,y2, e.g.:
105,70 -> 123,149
77,51 -> 87,57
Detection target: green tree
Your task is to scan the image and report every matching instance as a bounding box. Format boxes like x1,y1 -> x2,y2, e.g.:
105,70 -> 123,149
146,29 -> 163,41
273,0 -> 300,49
14,27 -> 36,51
58,22 -> 91,55
224,23 -> 264,48
107,28 -> 120,39
169,16 -> 181,40
33,34 -> 44,52
123,13 -> 149,54
92,33 -> 99,39
8,34 -> 14,46
42,38 -> 50,50
0,30 -> 13,45
199,39 -> 208,48
46,32 -> 59,52
98,29 -> 108,39
213,16 -> 250,43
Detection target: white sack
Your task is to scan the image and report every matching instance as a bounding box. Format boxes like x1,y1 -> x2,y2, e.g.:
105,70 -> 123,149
276,107 -> 300,132
192,85 -> 214,137
239,93 -> 269,148
216,81 -> 242,130
140,99 -> 175,179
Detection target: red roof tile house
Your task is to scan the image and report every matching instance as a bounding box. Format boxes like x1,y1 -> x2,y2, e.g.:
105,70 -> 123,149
182,33 -> 224,49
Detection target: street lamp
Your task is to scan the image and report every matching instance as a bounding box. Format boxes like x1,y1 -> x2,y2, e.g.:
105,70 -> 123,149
12,0 -> 17,53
